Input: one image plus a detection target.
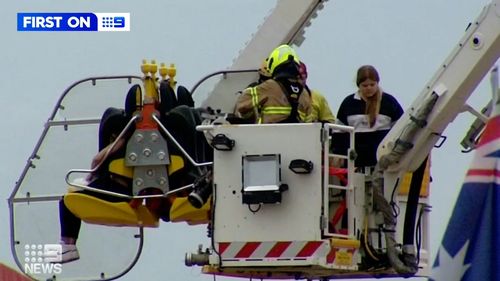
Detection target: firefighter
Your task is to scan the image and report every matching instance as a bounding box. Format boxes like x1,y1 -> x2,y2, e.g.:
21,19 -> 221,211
298,61 -> 335,123
235,44 -> 312,123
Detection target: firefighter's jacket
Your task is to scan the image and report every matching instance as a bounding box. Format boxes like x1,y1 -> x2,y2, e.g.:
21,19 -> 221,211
235,79 -> 312,123
311,89 -> 335,123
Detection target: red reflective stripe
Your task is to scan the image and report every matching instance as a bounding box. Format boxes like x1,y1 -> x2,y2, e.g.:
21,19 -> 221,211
477,115 -> 500,146
235,242 -> 261,258
331,199 -> 347,228
326,248 -> 336,263
296,241 -> 323,257
218,242 -> 230,255
265,241 -> 292,258
467,169 -> 500,177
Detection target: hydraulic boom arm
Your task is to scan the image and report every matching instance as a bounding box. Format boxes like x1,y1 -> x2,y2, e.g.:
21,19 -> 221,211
201,0 -> 328,113
377,0 -> 500,173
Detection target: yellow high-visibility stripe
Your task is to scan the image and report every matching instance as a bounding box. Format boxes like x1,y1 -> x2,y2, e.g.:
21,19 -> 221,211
264,106 -> 292,111
263,110 -> 291,115
262,106 -> 292,115
250,87 -> 262,123
250,87 -> 259,108
298,110 -> 312,122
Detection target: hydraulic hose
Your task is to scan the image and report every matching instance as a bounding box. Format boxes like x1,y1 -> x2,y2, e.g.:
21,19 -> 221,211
372,92 -> 439,275
402,157 -> 427,246
373,162 -> 419,275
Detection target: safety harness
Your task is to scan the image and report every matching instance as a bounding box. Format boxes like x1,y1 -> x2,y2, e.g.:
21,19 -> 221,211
277,79 -> 304,123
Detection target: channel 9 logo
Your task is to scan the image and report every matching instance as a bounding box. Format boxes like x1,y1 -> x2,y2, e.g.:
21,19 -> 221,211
102,16 -> 125,28
23,244 -> 62,274
17,13 -> 130,32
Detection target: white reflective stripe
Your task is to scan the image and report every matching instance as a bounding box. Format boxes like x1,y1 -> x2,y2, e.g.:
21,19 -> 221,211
221,242 -> 244,258
346,114 -> 393,132
220,241 -> 330,259
251,242 -> 275,258
282,241 -> 307,257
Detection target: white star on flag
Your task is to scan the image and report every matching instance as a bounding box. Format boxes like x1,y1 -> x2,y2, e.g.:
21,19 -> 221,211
431,241 -> 471,281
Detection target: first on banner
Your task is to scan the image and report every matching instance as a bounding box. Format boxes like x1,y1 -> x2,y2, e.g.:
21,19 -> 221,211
17,13 -> 130,32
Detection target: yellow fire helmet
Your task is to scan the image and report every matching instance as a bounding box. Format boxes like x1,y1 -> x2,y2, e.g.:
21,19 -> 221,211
258,58 -> 271,78
266,44 -> 300,75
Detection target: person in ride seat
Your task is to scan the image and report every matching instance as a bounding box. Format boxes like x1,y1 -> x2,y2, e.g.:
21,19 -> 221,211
58,108 -> 135,264
234,44 -> 312,124
57,82 -> 203,263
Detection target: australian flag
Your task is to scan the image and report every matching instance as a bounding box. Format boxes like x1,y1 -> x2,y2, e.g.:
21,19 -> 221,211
430,89 -> 500,280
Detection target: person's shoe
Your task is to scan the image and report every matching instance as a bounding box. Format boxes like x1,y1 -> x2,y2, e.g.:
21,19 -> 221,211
60,244 -> 80,264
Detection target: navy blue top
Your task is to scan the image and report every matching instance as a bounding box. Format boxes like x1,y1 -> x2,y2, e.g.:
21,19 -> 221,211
333,92 -> 403,166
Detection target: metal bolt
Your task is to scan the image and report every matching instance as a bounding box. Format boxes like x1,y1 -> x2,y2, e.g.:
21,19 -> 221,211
135,178 -> 144,186
151,133 -> 159,142
143,148 -> 152,157
135,133 -> 144,143
158,177 -> 167,186
128,153 -> 137,162
146,169 -> 154,177
157,151 -> 166,160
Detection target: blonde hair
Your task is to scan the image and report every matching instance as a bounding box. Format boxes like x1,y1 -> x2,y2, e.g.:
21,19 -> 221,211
356,65 -> 381,127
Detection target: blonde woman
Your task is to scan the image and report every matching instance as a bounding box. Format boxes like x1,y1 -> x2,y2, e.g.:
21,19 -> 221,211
335,65 -> 403,167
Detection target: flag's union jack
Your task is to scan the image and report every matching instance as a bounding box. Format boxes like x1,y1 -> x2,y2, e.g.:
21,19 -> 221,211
431,107 -> 500,281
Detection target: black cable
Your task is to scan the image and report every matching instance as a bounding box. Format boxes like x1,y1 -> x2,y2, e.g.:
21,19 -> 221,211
390,178 -> 400,217
415,205 -> 426,265
209,183 -> 222,268
402,157 -> 427,246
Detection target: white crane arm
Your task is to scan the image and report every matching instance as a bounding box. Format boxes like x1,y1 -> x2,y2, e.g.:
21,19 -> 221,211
377,0 -> 500,172
201,0 -> 328,112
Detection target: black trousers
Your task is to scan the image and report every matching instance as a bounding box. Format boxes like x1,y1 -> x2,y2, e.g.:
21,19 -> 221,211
59,177 -> 131,239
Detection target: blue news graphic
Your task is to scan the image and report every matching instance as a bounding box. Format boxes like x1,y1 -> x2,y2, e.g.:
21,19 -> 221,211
17,13 -> 130,32
18,13 -> 98,31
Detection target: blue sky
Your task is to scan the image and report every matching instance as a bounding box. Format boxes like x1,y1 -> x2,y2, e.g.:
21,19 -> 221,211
1,0 -> 494,280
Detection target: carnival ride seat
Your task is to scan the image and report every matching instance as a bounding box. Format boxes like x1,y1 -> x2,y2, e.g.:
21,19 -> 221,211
64,82 -> 212,227
169,196 -> 211,225
161,104 -> 213,225
64,193 -> 160,227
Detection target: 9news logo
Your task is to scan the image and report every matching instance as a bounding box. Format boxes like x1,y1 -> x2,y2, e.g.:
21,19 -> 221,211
23,244 -> 62,275
102,16 -> 125,28
17,13 -> 130,32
